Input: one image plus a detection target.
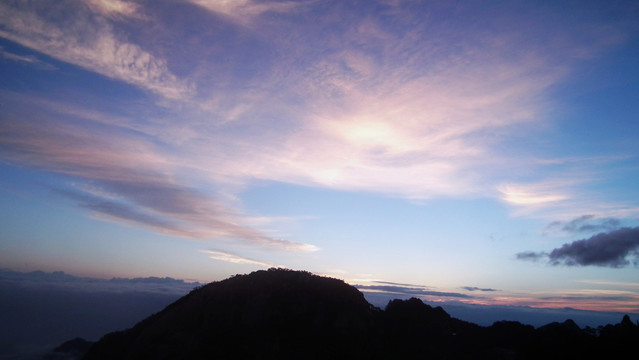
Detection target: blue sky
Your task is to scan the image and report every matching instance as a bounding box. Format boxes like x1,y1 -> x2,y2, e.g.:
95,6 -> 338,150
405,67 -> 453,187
1,0 -> 639,314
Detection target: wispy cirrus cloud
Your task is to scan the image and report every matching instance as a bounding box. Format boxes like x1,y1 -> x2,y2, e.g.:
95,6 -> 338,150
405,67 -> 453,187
84,0 -> 141,18
497,177 -> 639,221
2,0 -> 631,204
0,106 -> 317,252
578,280 -> 639,288
201,249 -> 275,267
0,0 -> 191,99
189,0 -> 302,22
1,0 -> 637,259
171,3 -> 579,201
0,46 -> 56,70
498,182 -> 571,207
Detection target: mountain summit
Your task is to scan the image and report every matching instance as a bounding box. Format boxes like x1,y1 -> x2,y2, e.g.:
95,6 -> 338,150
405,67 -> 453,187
83,268 -> 638,360
83,269 -> 378,359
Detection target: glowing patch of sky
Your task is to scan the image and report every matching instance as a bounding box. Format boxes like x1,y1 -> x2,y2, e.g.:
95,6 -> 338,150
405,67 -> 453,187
1,0 -> 639,314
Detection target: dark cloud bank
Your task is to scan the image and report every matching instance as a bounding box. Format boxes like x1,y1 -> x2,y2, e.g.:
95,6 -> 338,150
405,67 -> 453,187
518,227 -> 639,267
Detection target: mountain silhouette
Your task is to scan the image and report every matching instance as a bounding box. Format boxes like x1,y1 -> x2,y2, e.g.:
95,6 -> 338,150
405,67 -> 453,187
82,268 -> 638,360
42,337 -> 94,360
83,269 -> 378,359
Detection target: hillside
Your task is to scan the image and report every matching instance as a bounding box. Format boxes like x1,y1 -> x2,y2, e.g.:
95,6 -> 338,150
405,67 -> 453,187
83,268 -> 638,359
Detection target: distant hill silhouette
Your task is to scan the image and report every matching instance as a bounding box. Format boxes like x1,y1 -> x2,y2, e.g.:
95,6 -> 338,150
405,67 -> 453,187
82,268 -> 639,360
42,337 -> 94,360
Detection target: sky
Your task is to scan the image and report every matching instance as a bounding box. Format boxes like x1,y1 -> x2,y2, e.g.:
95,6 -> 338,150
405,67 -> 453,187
1,0 -> 639,315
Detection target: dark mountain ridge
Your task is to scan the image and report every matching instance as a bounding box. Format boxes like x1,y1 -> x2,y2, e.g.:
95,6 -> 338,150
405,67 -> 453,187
82,268 -> 638,360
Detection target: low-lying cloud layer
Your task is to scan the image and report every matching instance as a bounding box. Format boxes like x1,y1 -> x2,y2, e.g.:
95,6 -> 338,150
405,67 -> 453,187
461,286 -> 499,292
517,227 -> 639,267
355,283 -> 473,300
0,268 -> 201,294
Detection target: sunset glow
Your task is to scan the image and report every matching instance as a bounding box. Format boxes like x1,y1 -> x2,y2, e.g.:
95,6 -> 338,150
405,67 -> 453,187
1,0 -> 639,315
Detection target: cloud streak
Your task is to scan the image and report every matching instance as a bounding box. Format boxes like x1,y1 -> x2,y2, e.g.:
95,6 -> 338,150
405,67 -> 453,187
168,2 -> 591,203
0,269 -> 201,294
1,0 -> 637,259
356,284 -> 473,299
2,0 -> 632,203
0,105 -> 317,252
517,227 -> 639,267
201,249 -> 275,267
84,0 -> 141,18
0,46 -> 56,70
516,251 -> 546,262
546,215 -> 621,234
0,0 -> 191,99
190,0 -> 302,22
498,182 -> 570,207
461,287 -> 499,292
497,176 -> 639,220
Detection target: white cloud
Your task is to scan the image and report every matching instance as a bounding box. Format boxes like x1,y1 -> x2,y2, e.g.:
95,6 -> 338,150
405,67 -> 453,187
84,0 -> 140,18
0,1 -> 192,99
497,176 -> 639,220
0,46 -> 56,70
0,101 -> 318,252
578,280 -> 639,289
498,184 -> 570,206
181,52 -> 560,200
166,2 -> 589,202
2,0 -> 637,255
189,0 -> 301,22
201,249 -> 275,267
